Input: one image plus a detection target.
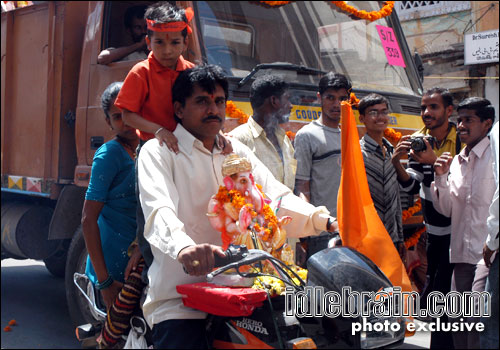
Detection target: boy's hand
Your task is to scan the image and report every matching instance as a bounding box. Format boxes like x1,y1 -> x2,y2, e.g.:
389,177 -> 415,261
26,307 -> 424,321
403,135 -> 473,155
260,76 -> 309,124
101,280 -> 124,310
433,152 -> 452,176
157,129 -> 179,154
218,133 -> 233,155
391,135 -> 411,164
124,245 -> 142,280
483,243 -> 496,268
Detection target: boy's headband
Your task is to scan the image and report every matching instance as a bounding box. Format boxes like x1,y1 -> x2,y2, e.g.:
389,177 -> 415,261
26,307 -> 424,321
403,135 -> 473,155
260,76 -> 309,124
146,7 -> 194,34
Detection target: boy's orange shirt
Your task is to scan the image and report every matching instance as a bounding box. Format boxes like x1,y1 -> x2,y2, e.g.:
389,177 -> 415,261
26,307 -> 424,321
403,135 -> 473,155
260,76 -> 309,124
115,51 -> 195,141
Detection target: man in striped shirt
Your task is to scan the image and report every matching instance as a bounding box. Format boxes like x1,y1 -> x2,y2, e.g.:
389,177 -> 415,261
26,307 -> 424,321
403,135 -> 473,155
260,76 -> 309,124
391,87 -> 463,349
358,94 -> 405,260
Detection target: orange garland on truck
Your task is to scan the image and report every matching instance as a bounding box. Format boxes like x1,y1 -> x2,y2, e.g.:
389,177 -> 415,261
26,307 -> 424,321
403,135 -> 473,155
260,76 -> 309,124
330,1 -> 395,21
259,1 -> 395,22
259,1 -> 291,5
226,101 -> 249,124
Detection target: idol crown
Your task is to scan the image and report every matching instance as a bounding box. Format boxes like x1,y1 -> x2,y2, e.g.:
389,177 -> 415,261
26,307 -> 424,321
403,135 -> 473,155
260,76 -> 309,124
222,154 -> 252,177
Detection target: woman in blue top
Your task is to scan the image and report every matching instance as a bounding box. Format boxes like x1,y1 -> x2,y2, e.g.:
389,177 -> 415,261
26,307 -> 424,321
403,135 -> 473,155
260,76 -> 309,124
82,81 -> 141,309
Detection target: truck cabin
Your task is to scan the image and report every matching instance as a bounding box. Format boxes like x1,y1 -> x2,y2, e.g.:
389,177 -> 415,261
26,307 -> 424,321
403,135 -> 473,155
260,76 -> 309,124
77,1 -> 423,182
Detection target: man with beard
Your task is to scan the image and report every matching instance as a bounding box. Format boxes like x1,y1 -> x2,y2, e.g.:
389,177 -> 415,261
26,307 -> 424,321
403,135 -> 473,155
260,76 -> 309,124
292,72 -> 350,258
229,74 -> 296,190
392,87 -> 464,349
98,5 -> 148,65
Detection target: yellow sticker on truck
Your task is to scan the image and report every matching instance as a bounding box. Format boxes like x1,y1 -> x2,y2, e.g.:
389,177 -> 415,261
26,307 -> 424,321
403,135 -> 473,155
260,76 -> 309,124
228,101 -> 423,130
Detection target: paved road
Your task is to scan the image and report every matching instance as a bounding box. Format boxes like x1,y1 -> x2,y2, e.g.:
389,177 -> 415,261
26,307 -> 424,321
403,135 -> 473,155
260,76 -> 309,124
1,259 -> 80,349
397,321 -> 430,349
1,258 -> 431,349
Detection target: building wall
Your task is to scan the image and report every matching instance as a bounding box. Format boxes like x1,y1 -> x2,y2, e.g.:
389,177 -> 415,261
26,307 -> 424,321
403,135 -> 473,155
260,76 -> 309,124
396,1 -> 498,117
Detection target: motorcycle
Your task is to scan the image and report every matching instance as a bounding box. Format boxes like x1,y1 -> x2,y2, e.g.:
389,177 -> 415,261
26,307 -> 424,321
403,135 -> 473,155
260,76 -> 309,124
73,244 -> 405,349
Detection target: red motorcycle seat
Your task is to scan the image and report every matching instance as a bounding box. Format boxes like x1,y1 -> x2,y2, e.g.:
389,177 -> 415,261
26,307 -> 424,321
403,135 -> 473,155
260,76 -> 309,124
176,282 -> 268,317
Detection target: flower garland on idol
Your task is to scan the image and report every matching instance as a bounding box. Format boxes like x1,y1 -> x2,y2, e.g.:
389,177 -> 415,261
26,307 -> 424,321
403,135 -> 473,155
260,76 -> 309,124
258,1 -> 395,22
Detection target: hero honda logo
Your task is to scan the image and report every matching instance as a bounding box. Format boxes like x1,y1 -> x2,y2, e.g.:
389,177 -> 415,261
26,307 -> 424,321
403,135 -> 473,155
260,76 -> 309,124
235,318 -> 269,335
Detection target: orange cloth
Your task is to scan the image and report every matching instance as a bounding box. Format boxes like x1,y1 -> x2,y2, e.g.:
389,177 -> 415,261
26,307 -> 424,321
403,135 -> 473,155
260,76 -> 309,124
337,102 -> 414,334
115,52 -> 194,141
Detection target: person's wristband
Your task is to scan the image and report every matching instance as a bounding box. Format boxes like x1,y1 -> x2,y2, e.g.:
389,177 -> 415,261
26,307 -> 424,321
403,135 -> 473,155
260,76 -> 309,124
96,275 -> 113,290
155,127 -> 164,136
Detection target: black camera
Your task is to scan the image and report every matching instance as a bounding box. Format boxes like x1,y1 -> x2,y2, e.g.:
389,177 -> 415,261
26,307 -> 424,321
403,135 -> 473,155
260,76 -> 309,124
410,136 -> 435,152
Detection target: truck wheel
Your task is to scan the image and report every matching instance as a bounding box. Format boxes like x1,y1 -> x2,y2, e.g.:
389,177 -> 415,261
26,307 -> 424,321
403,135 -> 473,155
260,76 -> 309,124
65,225 -> 97,327
43,239 -> 71,278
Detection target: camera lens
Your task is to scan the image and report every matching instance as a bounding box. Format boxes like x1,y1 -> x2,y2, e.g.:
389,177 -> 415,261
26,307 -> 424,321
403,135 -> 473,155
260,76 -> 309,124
410,138 -> 426,152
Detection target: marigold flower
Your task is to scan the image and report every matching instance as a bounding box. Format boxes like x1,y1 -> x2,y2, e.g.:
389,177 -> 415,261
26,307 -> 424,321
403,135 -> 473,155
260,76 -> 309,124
4,326 -> 12,332
405,227 -> 426,249
330,1 -> 394,22
402,199 -> 421,223
8,320 -> 16,326
226,101 -> 250,124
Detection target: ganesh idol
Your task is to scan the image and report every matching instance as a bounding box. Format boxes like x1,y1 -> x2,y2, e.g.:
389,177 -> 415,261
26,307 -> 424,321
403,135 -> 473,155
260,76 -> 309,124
206,154 -> 294,265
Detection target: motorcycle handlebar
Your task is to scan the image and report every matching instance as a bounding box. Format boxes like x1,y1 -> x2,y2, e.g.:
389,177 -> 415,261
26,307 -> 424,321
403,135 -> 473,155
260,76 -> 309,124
183,244 -> 249,274
213,244 -> 249,267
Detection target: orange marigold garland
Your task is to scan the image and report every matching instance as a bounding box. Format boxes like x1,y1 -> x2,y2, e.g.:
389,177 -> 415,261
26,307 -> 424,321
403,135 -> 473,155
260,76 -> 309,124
402,199 -> 424,249
405,226 -> 425,249
226,101 -> 249,124
213,185 -> 279,240
331,1 -> 394,22
402,199 -> 422,222
259,1 -> 291,6
286,131 -> 296,141
384,127 -> 402,144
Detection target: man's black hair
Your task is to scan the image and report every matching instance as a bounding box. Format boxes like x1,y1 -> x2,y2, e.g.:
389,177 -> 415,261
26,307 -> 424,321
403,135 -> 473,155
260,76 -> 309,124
457,97 -> 495,132
250,74 -> 289,109
124,5 -> 147,29
358,93 -> 389,116
172,64 -> 228,109
101,82 -> 123,119
423,87 -> 454,108
145,2 -> 189,38
318,72 -> 352,95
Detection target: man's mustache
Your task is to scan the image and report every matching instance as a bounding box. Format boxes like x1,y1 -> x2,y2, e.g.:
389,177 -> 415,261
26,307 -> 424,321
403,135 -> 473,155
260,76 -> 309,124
202,115 -> 223,122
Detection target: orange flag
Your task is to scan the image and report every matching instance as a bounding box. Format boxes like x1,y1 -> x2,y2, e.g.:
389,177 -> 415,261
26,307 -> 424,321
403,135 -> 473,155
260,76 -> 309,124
337,102 -> 414,333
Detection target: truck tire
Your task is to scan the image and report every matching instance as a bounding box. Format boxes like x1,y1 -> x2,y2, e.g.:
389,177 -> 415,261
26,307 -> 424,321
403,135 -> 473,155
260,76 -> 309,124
65,225 -> 98,327
43,239 -> 71,278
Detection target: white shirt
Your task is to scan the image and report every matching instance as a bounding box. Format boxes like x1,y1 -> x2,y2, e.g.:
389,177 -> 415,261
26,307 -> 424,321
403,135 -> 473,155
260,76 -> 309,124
138,124 -> 329,327
486,122 -> 499,251
229,117 -> 297,190
431,136 -> 495,264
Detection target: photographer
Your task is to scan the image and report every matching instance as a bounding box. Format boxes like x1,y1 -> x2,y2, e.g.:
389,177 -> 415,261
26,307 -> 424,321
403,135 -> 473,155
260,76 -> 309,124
391,87 -> 463,349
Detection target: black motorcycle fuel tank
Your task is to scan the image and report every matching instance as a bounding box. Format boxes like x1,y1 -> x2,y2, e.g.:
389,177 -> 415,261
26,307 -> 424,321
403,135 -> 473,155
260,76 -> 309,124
306,247 -> 392,293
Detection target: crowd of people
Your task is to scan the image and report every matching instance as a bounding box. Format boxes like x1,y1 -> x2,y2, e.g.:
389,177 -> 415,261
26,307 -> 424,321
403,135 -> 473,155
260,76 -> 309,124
81,2 -> 498,349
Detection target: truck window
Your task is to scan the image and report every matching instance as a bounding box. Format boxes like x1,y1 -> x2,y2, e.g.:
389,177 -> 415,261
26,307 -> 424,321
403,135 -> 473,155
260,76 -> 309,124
102,1 -> 157,60
195,1 -> 420,96
201,18 -> 256,76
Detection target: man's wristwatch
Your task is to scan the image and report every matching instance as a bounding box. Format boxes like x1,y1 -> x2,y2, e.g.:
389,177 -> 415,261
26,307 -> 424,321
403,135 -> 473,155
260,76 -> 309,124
326,217 -> 336,232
